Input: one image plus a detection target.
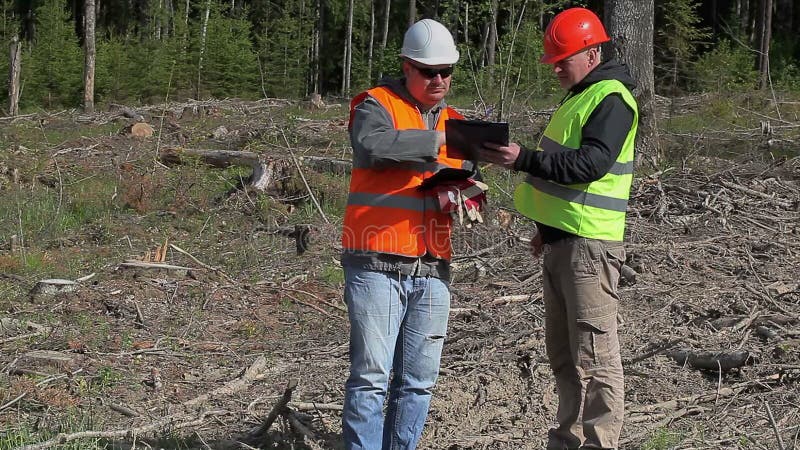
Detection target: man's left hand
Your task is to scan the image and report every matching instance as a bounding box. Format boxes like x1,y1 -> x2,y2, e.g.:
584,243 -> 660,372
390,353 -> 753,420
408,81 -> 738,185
479,142 -> 520,169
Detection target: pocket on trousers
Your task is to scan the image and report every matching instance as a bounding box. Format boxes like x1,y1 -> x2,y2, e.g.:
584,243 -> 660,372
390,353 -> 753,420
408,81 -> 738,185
572,239 -> 599,278
422,335 -> 446,358
605,244 -> 626,271
577,313 -> 616,369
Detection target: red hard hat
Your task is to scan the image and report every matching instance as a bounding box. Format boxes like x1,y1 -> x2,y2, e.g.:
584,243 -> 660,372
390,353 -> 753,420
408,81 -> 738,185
541,7 -> 610,64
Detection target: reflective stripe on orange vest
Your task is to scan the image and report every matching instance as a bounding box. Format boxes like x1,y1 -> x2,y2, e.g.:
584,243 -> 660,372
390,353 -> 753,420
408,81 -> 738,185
342,86 -> 464,260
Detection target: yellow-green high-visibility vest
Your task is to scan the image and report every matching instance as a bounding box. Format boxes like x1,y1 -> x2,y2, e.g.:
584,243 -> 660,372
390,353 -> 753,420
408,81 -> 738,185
514,79 -> 638,241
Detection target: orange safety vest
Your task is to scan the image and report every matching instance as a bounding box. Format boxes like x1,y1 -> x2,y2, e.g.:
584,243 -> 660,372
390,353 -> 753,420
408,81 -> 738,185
342,86 -> 466,260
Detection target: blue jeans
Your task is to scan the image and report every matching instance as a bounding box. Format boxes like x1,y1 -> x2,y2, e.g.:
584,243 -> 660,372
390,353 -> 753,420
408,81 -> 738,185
342,266 -> 450,450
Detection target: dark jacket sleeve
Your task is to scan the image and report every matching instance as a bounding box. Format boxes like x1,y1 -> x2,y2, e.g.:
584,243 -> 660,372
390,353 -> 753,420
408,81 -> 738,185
513,94 -> 634,184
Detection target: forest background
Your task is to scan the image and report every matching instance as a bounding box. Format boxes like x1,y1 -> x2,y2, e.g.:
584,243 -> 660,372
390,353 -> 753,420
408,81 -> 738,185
1,0 -> 799,113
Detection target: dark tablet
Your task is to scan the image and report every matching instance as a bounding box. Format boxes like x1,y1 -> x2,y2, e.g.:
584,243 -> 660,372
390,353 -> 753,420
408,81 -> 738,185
445,119 -> 509,160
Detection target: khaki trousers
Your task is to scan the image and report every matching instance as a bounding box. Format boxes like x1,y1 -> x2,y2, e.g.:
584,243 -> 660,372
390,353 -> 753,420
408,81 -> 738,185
542,238 -> 625,450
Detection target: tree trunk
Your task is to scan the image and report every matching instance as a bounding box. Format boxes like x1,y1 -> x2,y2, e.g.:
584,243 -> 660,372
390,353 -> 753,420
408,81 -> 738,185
408,0 -> 416,27
8,36 -> 21,116
464,4 -> 470,56
479,22 -> 489,66
747,0 -> 758,41
342,0 -> 354,96
367,1 -> 374,83
155,0 -> 162,39
378,0 -> 391,80
486,0 -> 498,67
83,0 -> 96,113
196,0 -> 211,99
311,0 -> 321,95
756,0 -> 773,90
605,0 -> 658,167
164,0 -> 172,38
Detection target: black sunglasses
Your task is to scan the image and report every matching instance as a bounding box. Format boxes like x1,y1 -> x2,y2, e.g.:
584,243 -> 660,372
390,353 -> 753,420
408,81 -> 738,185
412,65 -> 454,79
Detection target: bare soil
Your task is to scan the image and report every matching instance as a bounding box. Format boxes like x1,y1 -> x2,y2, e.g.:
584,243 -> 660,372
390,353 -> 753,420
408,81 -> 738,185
1,99 -> 799,450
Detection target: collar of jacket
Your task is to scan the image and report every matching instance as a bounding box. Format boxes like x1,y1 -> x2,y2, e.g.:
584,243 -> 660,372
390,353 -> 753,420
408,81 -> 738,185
377,76 -> 446,114
569,58 -> 637,96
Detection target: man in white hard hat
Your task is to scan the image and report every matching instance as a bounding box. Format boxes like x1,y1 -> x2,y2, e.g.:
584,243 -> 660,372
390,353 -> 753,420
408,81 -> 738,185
341,18 -> 472,450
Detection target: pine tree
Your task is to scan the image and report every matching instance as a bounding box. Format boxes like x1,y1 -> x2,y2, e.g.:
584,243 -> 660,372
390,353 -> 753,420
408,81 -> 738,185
256,0 -> 314,98
654,0 -> 710,94
23,0 -> 83,108
195,2 -> 259,99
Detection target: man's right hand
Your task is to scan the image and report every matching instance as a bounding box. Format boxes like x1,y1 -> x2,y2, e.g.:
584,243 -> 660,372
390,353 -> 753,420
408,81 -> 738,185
479,142 -> 521,169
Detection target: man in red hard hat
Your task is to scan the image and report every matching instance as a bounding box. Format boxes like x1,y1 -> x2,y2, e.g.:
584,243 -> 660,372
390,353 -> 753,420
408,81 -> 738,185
479,7 -> 638,450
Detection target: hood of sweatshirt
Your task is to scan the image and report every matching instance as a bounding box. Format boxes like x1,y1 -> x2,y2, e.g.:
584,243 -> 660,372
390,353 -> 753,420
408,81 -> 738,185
571,58 -> 637,95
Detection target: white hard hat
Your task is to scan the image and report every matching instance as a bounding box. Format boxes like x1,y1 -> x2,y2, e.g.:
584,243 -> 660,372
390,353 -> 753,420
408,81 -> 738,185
400,19 -> 459,66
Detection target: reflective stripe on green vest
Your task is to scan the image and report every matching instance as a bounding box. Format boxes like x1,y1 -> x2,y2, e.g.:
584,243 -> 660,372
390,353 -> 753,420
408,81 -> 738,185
514,79 -> 638,241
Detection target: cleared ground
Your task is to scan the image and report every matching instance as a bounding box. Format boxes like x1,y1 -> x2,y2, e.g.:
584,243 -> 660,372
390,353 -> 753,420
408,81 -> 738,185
1,97 -> 798,449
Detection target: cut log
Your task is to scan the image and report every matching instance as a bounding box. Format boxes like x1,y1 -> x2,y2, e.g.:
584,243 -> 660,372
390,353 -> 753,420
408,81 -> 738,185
299,155 -> 352,175
109,103 -> 145,122
619,264 -> 638,286
666,348 -> 753,371
159,147 -> 275,192
20,350 -> 81,372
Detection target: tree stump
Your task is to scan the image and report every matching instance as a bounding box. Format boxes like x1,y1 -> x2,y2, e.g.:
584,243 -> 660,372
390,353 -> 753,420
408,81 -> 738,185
125,122 -> 154,138
30,279 -> 77,297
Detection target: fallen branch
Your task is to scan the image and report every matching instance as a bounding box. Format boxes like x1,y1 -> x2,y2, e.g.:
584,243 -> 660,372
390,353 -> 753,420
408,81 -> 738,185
16,357 -> 269,450
119,261 -> 194,272
284,411 -> 322,450
169,243 -> 234,283
764,400 -> 787,450
489,293 -> 541,307
0,392 -> 27,413
0,367 -> 82,413
288,401 -> 344,412
183,356 -> 268,407
16,410 -> 228,450
0,318 -> 50,345
286,294 -> 343,320
629,374 -> 781,416
718,179 -> 794,209
260,283 -> 347,313
624,338 -> 685,365
252,379 -> 298,440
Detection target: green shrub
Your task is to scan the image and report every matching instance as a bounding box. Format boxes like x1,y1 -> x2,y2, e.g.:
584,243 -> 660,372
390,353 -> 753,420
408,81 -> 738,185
693,39 -> 758,93
21,0 -> 83,109
642,427 -> 682,450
